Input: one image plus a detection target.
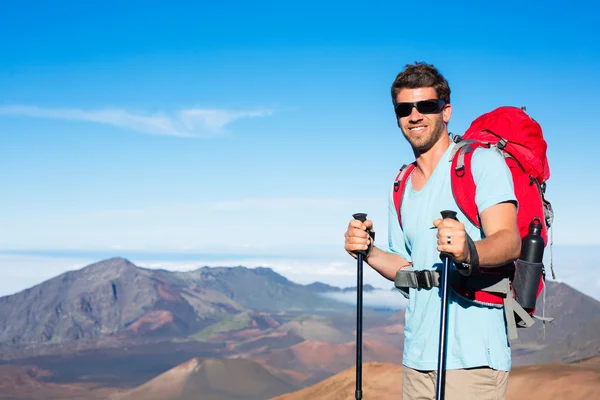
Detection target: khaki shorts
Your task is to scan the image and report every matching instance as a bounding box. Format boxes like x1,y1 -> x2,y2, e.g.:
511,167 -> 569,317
402,365 -> 509,400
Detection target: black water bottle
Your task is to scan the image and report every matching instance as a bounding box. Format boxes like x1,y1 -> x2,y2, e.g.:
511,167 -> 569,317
513,217 -> 545,312
521,217 -> 545,263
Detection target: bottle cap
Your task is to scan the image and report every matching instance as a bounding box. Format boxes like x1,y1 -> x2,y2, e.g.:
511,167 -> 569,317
529,217 -> 542,235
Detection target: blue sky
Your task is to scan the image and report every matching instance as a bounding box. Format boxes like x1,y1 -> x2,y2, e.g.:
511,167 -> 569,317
0,1 -> 599,304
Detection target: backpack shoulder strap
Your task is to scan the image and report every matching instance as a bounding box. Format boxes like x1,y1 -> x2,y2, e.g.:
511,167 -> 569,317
450,139 -> 487,229
393,162 -> 416,229
394,139 -> 487,230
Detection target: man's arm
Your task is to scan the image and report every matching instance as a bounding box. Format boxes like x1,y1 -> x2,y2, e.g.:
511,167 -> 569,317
365,246 -> 412,281
472,201 -> 521,266
344,218 -> 411,282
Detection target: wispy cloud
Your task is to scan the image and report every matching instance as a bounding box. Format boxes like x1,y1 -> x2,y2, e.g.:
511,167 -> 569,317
0,105 -> 273,137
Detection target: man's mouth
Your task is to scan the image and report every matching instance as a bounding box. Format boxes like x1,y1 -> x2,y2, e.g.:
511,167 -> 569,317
408,125 -> 427,132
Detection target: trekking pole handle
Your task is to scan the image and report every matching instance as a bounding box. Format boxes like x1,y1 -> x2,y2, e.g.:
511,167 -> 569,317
439,210 -> 458,261
353,213 -> 367,222
440,210 -> 457,220
439,210 -> 474,274
353,213 -> 374,257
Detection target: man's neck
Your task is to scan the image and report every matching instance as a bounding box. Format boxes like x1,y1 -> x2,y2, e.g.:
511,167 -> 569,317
413,134 -> 452,179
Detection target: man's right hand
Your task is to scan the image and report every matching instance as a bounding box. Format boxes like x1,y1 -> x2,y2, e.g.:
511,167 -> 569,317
344,218 -> 374,259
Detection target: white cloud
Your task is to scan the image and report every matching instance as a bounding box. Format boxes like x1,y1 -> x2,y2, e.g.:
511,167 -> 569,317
178,108 -> 272,133
0,105 -> 273,137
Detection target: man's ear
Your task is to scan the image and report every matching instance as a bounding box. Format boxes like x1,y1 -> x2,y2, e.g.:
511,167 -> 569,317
443,104 -> 452,123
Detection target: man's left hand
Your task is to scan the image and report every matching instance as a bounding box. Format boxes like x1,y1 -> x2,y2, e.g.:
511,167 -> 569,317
433,217 -> 470,263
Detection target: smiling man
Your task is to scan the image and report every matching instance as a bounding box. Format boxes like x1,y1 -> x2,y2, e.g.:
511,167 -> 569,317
344,62 -> 521,399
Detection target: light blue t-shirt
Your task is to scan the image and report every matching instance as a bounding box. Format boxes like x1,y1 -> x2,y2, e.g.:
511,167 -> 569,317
387,142 -> 517,372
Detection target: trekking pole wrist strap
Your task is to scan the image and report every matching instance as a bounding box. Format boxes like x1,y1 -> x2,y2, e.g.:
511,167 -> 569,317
366,229 -> 375,258
456,233 -> 479,275
467,233 -> 479,269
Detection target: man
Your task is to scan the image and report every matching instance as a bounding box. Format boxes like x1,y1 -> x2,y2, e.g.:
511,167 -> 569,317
343,62 -> 521,399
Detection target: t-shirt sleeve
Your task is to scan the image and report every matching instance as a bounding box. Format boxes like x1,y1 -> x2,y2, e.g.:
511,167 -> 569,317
471,147 -> 518,214
387,185 -> 412,262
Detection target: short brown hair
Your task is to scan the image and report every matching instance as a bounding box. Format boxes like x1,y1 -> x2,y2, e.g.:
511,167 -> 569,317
391,62 -> 451,105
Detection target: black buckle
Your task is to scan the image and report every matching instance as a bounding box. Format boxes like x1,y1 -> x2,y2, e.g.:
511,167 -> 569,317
497,138 -> 508,150
415,270 -> 433,289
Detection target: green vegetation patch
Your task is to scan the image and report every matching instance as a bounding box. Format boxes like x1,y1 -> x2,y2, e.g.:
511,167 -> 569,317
190,312 -> 253,341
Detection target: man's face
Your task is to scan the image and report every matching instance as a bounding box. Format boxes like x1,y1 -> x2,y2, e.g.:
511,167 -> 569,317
395,87 -> 451,153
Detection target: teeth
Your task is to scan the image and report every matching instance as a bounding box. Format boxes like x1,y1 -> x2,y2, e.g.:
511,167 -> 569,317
409,126 -> 425,131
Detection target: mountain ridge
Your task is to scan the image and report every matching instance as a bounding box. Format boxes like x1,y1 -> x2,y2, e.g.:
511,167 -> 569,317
0,257 -> 362,359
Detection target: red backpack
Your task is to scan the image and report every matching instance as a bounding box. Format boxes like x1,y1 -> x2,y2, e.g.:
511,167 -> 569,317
393,106 -> 554,334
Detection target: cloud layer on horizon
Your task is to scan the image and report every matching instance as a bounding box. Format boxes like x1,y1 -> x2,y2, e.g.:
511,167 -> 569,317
1,246 -> 599,307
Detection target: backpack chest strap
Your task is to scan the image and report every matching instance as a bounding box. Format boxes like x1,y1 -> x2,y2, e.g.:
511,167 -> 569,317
394,267 -> 535,340
394,267 -> 440,289
395,267 -> 505,292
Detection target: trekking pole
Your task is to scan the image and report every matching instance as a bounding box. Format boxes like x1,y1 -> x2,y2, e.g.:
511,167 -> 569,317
436,210 -> 458,400
352,212 -> 372,400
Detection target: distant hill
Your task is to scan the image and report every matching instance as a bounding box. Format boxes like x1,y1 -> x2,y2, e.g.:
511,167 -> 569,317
275,315 -> 354,344
252,338 -> 404,385
512,281 -> 600,365
305,282 -> 377,293
110,357 -> 298,400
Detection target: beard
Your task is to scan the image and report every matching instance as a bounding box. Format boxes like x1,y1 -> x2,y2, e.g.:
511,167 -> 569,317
401,114 -> 446,153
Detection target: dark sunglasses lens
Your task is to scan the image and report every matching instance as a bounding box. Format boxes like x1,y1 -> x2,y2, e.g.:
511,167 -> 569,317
395,104 -> 412,118
416,100 -> 441,114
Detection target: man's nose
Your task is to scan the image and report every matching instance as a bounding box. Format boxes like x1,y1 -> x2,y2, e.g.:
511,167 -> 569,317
408,105 -> 422,121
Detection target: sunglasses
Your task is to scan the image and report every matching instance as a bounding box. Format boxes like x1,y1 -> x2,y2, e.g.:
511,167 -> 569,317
394,99 -> 446,119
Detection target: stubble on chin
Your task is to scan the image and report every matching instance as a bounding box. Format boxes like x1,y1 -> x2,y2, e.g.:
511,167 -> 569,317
401,115 -> 445,153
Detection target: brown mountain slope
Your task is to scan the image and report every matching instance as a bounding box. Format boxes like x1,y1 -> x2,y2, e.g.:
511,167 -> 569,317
227,330 -> 305,355
0,364 -> 122,399
275,315 -> 354,344
110,357 -> 297,400
272,360 -> 600,400
252,338 -> 404,385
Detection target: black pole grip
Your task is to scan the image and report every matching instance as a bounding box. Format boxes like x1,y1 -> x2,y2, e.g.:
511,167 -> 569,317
440,210 -> 457,220
353,213 -> 373,257
353,213 -> 367,222
438,210 -> 471,274
439,210 -> 457,262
